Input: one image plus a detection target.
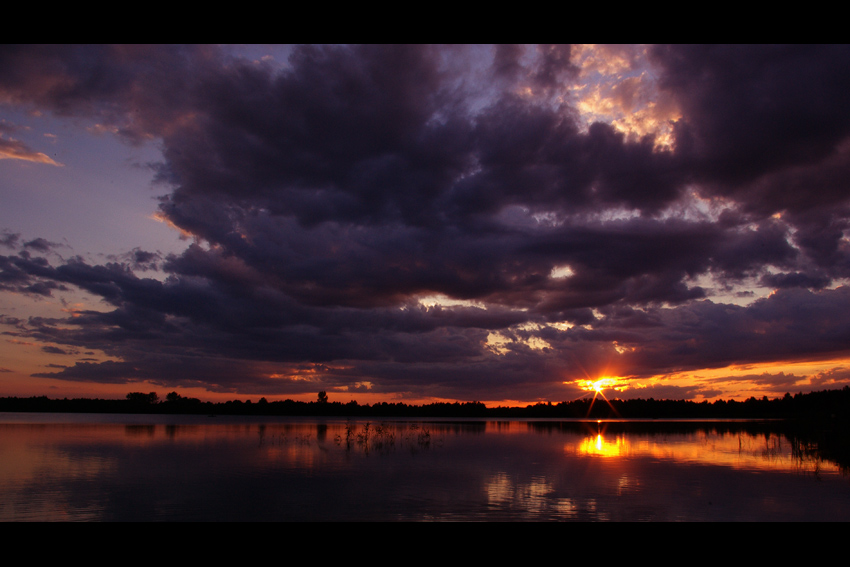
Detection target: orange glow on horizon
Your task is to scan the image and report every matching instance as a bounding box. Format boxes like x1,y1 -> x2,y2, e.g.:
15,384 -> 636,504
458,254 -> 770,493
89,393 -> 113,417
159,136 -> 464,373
2,349 -> 850,406
577,376 -> 629,395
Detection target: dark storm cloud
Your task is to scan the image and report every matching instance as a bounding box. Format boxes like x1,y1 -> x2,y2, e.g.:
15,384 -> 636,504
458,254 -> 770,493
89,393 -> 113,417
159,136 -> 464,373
3,44 -> 850,401
105,248 -> 161,271
531,44 -> 578,91
651,44 -> 850,276
0,231 -> 18,248
760,271 -> 831,290
22,238 -> 55,252
607,286 -> 850,378
41,345 -> 70,355
0,252 -> 70,295
492,44 -> 525,80
0,44 -> 220,143
651,44 -> 850,190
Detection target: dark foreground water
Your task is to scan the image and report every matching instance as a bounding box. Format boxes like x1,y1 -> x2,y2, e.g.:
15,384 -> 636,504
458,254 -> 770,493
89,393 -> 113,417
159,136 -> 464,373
1,412 -> 848,521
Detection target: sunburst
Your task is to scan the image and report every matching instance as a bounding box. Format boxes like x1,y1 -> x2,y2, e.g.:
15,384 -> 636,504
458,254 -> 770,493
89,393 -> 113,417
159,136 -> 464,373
575,377 -> 625,418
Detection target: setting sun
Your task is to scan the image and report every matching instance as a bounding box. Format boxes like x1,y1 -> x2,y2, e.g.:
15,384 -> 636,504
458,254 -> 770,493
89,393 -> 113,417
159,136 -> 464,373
569,376 -> 627,418
577,377 -> 627,395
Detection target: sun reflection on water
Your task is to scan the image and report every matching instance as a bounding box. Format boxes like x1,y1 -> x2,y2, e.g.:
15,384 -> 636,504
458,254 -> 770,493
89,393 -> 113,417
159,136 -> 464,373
579,432 -> 630,457
564,426 -> 836,476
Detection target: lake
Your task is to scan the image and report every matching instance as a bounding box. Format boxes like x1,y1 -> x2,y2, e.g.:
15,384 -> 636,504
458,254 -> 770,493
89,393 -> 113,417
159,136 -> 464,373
1,412 -> 848,521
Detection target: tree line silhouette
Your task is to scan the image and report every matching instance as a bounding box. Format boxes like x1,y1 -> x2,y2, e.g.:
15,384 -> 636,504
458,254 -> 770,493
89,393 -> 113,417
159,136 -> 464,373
1,387 -> 849,421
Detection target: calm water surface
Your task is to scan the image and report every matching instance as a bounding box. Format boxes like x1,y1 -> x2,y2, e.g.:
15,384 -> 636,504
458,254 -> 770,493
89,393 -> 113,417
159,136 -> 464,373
1,413 -> 848,521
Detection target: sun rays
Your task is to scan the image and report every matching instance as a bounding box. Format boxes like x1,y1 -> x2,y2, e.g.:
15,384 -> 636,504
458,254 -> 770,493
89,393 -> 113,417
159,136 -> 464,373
574,376 -> 627,418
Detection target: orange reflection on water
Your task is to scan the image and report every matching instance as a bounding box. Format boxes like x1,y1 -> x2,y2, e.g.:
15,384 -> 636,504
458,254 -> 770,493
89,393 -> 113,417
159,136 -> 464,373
579,433 -> 629,458
566,426 -> 833,475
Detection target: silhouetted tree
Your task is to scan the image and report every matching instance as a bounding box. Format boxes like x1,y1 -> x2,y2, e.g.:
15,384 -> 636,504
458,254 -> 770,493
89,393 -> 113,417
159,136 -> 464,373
126,392 -> 159,404
318,391 -> 329,404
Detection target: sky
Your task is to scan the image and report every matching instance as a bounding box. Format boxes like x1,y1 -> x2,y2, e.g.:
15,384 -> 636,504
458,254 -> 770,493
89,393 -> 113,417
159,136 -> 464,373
2,44 -> 850,405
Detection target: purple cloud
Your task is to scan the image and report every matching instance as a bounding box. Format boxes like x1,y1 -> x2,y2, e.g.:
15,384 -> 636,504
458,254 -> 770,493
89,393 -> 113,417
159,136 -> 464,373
2,45 -> 850,402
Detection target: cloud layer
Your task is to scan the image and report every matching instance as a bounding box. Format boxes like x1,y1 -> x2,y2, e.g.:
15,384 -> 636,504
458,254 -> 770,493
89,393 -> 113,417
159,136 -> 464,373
2,44 -> 850,401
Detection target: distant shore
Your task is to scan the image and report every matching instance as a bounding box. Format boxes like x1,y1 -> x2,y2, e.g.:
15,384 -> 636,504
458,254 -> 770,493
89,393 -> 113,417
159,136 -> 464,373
2,386 -> 849,420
